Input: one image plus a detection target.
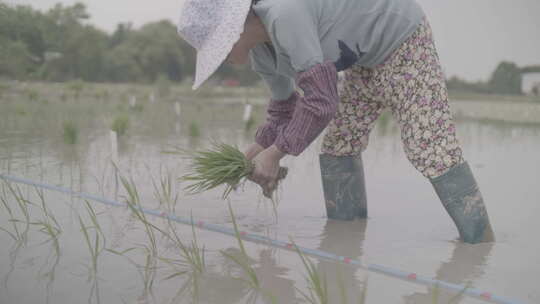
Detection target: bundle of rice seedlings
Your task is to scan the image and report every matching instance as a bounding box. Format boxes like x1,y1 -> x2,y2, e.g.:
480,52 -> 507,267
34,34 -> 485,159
176,142 -> 286,199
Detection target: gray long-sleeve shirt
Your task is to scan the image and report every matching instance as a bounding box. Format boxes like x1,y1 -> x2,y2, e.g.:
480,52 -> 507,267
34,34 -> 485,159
250,0 -> 425,100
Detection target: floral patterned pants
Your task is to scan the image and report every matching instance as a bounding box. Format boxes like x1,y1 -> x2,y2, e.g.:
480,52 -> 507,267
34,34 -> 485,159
321,18 -> 464,179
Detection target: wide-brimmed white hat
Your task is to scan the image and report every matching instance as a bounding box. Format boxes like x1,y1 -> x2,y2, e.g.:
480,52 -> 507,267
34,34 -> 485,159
177,0 -> 251,90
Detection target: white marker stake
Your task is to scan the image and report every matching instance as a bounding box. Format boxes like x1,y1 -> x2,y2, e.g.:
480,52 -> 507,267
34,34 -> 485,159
110,130 -> 118,164
243,104 -> 253,122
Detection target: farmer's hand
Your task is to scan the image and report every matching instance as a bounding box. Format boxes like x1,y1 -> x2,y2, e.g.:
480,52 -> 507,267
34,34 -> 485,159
249,145 -> 286,198
244,143 -> 265,161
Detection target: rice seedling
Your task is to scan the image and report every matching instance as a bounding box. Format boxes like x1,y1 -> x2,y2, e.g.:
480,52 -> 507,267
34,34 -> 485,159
220,202 -> 277,304
78,201 -> 106,304
162,216 -> 206,274
111,115 -> 129,136
174,141 -> 287,200
106,246 -> 154,303
116,170 -> 166,300
0,184 -> 23,243
82,199 -> 106,244
189,121 -> 201,138
32,188 -> 62,254
159,215 -> 207,302
150,168 -> 178,213
291,239 -> 329,304
8,182 -> 32,225
29,188 -> 62,291
119,174 -> 163,253
141,169 -> 207,302
141,249 -> 159,302
0,182 -> 35,288
63,120 -> 78,145
3,182 -> 33,246
110,248 -> 157,303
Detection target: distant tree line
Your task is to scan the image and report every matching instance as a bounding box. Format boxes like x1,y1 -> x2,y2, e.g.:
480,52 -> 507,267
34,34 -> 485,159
447,61 -> 540,95
0,2 -> 259,85
0,2 -> 535,93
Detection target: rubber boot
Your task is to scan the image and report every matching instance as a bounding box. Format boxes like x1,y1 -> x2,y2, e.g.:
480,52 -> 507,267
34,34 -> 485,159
430,162 -> 495,244
319,154 -> 368,220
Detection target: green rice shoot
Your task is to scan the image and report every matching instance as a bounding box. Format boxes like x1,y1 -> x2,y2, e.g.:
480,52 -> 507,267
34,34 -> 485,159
178,142 -> 253,199
62,120 -> 78,144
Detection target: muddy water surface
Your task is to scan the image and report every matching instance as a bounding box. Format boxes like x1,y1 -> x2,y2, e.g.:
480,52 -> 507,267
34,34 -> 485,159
0,93 -> 539,304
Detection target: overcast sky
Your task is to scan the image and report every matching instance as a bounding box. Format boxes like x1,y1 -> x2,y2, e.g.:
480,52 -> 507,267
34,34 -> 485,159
6,0 -> 540,81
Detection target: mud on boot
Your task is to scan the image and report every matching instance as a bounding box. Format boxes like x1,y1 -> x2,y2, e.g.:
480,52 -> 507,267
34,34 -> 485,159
430,161 -> 495,244
319,154 -> 368,220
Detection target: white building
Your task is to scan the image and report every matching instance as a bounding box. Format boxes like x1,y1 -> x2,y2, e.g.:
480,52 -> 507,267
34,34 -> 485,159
522,73 -> 540,96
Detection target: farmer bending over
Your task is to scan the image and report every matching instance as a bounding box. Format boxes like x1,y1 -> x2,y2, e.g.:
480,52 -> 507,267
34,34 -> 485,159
177,0 -> 495,244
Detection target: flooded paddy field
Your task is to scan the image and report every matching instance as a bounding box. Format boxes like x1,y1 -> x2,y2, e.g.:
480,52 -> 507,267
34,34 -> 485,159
0,82 -> 539,304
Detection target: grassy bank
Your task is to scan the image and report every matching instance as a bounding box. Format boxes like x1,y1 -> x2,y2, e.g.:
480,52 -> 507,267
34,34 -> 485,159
3,81 -> 538,104
449,90 -> 540,103
0,80 -> 269,104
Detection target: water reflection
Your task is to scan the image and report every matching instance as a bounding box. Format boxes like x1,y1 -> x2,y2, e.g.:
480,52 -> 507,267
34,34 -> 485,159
116,135 -> 132,156
198,247 -> 297,304
1,93 -> 539,304
316,219 -> 368,304
455,119 -> 540,149
402,242 -> 494,304
255,248 -> 297,303
195,250 -> 247,303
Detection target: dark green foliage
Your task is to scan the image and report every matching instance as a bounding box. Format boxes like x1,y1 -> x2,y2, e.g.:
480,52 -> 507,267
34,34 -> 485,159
156,74 -> 172,98
0,2 -> 261,85
446,76 -> 492,94
104,21 -> 192,83
446,61 -> 537,96
0,39 -> 35,79
488,61 -> 522,95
